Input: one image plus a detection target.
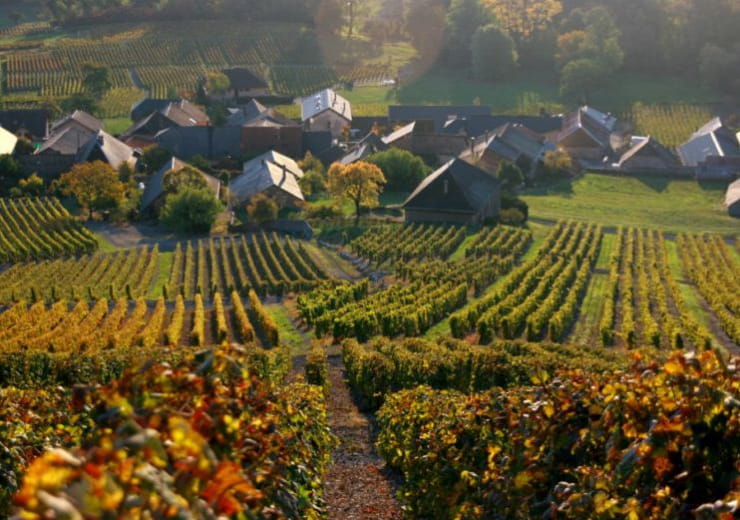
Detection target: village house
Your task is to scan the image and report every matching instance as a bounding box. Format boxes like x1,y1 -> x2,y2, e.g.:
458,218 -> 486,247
75,130 -> 138,170
388,105 -> 491,133
0,109 -> 49,143
209,67 -> 270,102
230,150 -> 305,207
403,158 -> 501,224
678,118 -> 740,180
121,100 -> 210,148
460,122 -> 555,179
300,89 -> 352,139
338,133 -> 388,165
0,126 -> 18,155
140,157 -> 221,214
726,178 -> 740,218
227,100 -> 303,158
154,126 -> 242,160
614,136 -> 679,171
442,114 -> 563,142
556,106 -> 629,165
380,121 -> 469,162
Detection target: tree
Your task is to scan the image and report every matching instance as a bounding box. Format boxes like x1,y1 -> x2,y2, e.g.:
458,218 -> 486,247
327,161 -> 386,225
246,193 -> 279,224
204,70 -> 230,93
541,149 -> 573,178
699,43 -> 740,92
141,146 -> 173,174
58,161 -> 126,218
163,167 -> 209,195
0,155 -> 22,197
496,161 -> 524,195
366,148 -> 430,192
82,63 -> 112,98
298,151 -> 325,177
442,0 -> 490,68
471,23 -> 518,80
60,93 -> 98,115
559,58 -> 603,99
482,0 -> 562,42
160,186 -> 224,233
405,0 -> 447,64
14,174 -> 45,197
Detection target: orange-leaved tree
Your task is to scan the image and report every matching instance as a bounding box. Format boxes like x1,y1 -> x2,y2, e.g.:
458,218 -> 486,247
58,161 -> 125,219
327,161 -> 386,225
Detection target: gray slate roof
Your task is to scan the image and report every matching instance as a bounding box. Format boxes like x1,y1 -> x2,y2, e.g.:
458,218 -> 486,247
0,109 -> 49,140
443,114 -> 563,138
382,122 -> 415,145
389,105 -> 491,132
617,136 -> 678,167
678,118 -> 740,166
558,106 -> 617,149
141,157 -> 221,210
75,130 -> 137,169
404,158 -> 500,214
300,89 -> 352,122
222,67 -> 268,90
51,110 -> 104,135
155,126 -> 242,160
230,150 -> 305,204
36,126 -> 95,155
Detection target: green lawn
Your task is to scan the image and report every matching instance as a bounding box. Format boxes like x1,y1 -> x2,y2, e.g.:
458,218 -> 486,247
521,173 -> 738,235
103,117 -> 132,136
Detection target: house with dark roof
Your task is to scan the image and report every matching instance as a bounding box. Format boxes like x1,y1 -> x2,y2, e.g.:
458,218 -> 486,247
460,123 -> 555,178
154,126 -> 242,160
0,126 -> 18,155
212,67 -> 270,101
379,121 -> 469,161
403,158 -> 500,224
726,178 -> 740,218
300,89 -> 352,139
35,126 -> 92,156
0,109 -> 49,143
75,130 -> 138,170
388,105 -> 491,133
230,150 -> 305,207
141,157 -> 221,213
615,136 -> 679,170
131,99 -> 179,122
338,133 -> 388,165
442,114 -> 562,141
678,118 -> 740,180
122,100 -> 210,148
557,106 -> 628,165
225,100 -> 303,157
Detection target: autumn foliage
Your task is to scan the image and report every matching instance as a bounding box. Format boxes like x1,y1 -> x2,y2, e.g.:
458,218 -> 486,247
377,350 -> 740,519
7,345 -> 334,518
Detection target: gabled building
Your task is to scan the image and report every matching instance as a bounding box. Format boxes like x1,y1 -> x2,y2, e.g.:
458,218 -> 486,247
338,133 -> 388,165
678,117 -> 740,180
388,105 -> 491,133
141,157 -> 221,213
216,67 -> 270,101
442,114 -> 563,141
726,178 -> 740,218
0,109 -> 49,143
230,150 -> 305,207
75,130 -> 138,170
122,100 -> 210,148
461,123 -> 555,178
226,100 -> 303,157
403,158 -> 500,224
300,89 -> 352,139
380,121 -> 468,161
154,126 -> 242,160
557,106 -> 628,164
51,110 -> 104,136
615,136 -> 679,170
0,126 -> 18,155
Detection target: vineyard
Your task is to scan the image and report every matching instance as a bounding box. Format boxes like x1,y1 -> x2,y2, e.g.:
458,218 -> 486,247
622,103 -> 714,148
450,221 -> 601,343
677,233 -> 740,344
0,197 -> 97,263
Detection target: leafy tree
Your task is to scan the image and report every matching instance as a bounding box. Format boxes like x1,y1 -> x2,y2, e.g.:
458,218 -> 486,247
141,146 -> 173,174
246,193 -> 279,224
204,70 -> 230,93
442,0 -> 490,68
160,186 -> 224,233
59,161 -> 126,218
471,23 -> 518,80
299,171 -> 327,198
541,149 -> 573,178
163,166 -> 209,195
60,93 -> 98,116
298,151 -> 325,177
559,58 -> 603,99
82,63 -> 112,98
12,138 -> 34,156
0,155 -> 22,196
366,148 -> 430,192
14,174 -> 45,197
699,43 -> 740,92
496,161 -> 524,195
482,0 -> 562,42
327,161 -> 386,225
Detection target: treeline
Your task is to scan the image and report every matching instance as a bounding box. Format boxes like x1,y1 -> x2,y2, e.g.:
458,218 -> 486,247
397,0 -> 740,96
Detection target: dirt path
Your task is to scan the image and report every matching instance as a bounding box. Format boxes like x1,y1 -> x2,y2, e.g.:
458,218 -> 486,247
323,354 -> 403,520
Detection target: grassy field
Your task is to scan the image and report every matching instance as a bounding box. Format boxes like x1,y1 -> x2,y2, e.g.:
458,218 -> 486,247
522,173 -> 738,235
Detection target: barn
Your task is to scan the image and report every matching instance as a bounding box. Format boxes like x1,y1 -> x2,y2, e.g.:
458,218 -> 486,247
403,158 -> 500,224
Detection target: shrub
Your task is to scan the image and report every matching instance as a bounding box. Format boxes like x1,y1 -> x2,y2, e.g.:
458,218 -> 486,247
161,186 -> 224,233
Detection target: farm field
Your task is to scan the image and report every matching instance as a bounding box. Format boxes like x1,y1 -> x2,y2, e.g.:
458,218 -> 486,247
521,173 -> 737,235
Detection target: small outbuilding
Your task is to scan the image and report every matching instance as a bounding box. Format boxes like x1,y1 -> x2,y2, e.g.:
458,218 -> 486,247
726,178 -> 740,218
75,130 -> 138,170
403,158 -> 500,224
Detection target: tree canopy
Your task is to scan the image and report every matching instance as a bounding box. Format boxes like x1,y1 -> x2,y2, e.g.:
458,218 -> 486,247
160,186 -> 224,233
365,148 -> 430,193
58,161 -> 126,218
327,161 -> 386,225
